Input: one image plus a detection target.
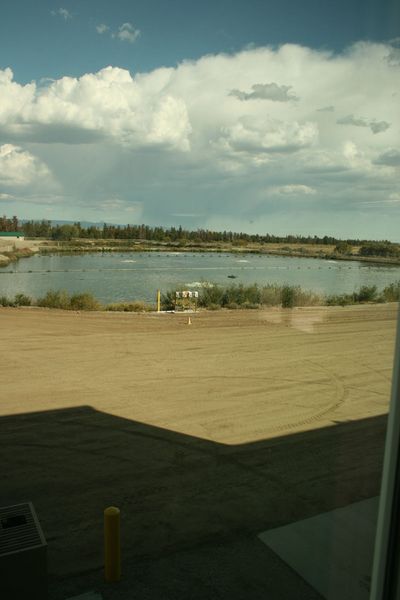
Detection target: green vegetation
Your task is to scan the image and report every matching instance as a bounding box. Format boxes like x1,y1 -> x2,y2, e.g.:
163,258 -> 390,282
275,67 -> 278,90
1,281 -> 399,312
160,289 -> 179,311
70,293 -> 101,311
0,247 -> 35,268
281,285 -> 296,308
334,241 -> 353,255
14,293 -> 32,306
160,283 -> 324,311
326,283 -> 400,306
382,282 -> 400,302
35,290 -> 101,310
0,293 -> 32,307
2,214 -> 399,256
0,215 -> 19,232
161,281 -> 398,311
3,214 -> 400,266
0,290 -> 151,311
359,242 -> 400,258
20,218 -> 358,244
106,301 -> 154,312
326,285 -> 376,306
37,290 -> 73,309
326,285 -> 379,305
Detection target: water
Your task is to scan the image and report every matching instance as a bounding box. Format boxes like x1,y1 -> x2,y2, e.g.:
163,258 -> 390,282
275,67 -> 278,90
0,251 -> 399,303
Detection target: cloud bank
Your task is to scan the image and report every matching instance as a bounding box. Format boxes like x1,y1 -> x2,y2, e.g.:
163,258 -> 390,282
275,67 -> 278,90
0,41 -> 399,238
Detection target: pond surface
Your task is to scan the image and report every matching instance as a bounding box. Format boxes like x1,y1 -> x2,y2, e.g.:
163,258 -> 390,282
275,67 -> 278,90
0,252 -> 399,303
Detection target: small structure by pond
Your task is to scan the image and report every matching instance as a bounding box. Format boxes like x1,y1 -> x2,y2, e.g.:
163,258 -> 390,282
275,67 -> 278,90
0,232 -> 25,241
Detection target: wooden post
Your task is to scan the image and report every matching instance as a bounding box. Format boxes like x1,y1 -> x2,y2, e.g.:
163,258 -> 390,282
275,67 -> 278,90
157,289 -> 161,312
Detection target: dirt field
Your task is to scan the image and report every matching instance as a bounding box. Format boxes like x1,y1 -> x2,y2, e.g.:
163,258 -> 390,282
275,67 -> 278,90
0,304 -> 398,597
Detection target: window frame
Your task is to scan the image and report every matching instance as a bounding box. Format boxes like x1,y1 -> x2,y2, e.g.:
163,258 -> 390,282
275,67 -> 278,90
371,304 -> 400,599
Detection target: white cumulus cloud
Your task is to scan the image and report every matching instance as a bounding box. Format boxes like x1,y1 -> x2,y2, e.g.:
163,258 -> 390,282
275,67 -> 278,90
0,144 -> 53,187
114,22 -> 140,43
216,116 -> 318,157
51,8 -> 72,20
0,66 -> 191,151
272,184 -> 317,195
96,24 -> 109,34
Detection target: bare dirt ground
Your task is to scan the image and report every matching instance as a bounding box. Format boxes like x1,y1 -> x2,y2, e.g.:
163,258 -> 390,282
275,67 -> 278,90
0,304 -> 398,599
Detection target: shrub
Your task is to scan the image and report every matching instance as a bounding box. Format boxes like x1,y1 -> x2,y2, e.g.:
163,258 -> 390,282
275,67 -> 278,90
221,285 -> 244,306
241,301 -> 261,309
160,289 -> 177,311
14,293 -> 32,306
70,293 -> 101,311
281,285 -> 296,308
294,289 -> 323,307
225,302 -> 240,310
354,285 -> 378,303
359,242 -> 400,258
37,290 -> 71,309
206,303 -> 221,311
326,293 -> 353,306
334,242 -> 352,255
199,285 -> 225,308
382,281 -> 400,302
241,283 -> 261,305
220,283 -> 261,307
260,284 -> 282,306
250,284 -> 261,303
0,295 -> 13,307
106,301 -> 153,312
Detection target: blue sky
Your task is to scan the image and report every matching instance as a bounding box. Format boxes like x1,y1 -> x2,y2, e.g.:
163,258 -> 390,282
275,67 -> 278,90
0,0 -> 399,239
2,0 -> 398,83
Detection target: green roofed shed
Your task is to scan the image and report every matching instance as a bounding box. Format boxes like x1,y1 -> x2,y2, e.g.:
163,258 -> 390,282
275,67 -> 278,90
0,232 -> 24,237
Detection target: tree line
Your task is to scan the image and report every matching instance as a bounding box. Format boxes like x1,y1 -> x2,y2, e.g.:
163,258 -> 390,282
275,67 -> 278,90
0,215 -> 19,232
1,214 -> 399,256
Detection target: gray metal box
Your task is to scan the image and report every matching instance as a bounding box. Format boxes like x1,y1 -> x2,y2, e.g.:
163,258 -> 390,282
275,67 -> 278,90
0,502 -> 47,600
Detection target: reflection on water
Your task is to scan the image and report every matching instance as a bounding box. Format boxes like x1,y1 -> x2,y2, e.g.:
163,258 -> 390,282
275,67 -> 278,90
0,251 -> 399,303
260,307 -> 326,333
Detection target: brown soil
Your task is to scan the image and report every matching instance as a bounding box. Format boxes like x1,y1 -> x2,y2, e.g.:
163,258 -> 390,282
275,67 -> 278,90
0,304 -> 397,583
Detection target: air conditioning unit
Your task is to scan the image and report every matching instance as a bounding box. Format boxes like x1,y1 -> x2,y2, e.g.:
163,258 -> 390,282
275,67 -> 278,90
0,502 -> 47,600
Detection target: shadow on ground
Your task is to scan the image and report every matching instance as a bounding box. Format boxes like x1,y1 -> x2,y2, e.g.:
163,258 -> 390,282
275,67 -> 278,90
1,407 -> 387,599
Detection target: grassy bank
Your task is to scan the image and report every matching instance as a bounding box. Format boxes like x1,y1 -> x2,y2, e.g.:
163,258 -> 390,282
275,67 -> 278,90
33,240 -> 400,266
1,281 -> 399,311
0,247 -> 35,267
162,282 -> 400,309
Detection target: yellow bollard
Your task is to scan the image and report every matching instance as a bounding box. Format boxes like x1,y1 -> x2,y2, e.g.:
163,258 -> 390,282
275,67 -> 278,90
157,289 -> 161,313
188,316 -> 192,325
104,506 -> 121,582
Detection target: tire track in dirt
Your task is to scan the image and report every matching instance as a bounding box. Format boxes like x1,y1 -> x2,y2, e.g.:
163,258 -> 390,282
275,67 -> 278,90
256,359 -> 348,435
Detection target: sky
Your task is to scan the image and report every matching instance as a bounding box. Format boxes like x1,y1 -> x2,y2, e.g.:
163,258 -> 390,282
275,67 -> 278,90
0,0 -> 399,240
